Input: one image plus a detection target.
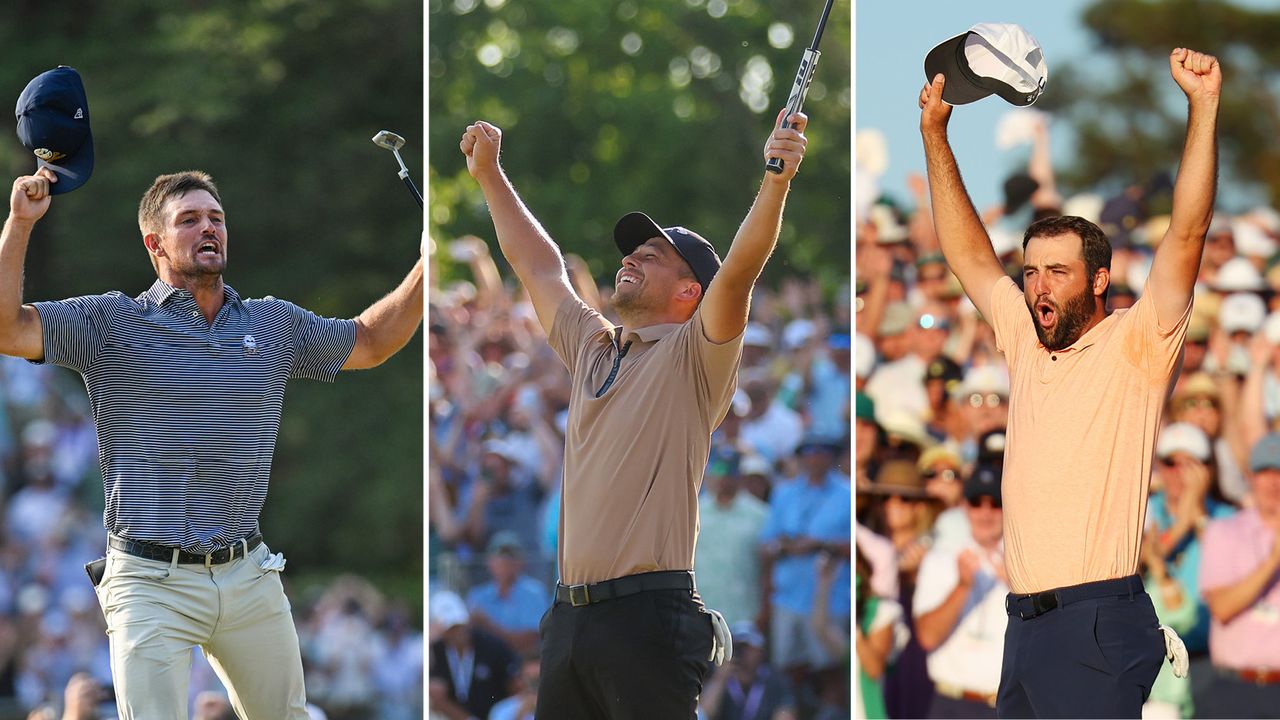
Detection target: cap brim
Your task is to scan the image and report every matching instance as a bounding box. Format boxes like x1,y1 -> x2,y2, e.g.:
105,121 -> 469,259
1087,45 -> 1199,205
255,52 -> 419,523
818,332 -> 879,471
39,131 -> 93,196
924,32 -> 994,106
614,211 -> 672,256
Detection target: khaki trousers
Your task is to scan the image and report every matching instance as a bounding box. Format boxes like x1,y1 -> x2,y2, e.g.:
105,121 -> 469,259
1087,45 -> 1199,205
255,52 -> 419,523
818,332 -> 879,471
94,541 -> 308,719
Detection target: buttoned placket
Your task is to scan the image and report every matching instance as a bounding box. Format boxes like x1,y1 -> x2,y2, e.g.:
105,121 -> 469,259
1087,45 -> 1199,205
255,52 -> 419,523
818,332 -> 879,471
166,289 -> 240,349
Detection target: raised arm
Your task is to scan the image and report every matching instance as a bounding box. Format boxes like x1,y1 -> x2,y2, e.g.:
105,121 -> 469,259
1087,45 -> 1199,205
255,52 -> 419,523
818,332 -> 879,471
343,256 -> 424,370
0,170 -> 55,361
461,121 -> 575,335
1148,48 -> 1220,327
700,110 -> 808,344
919,75 -> 1006,321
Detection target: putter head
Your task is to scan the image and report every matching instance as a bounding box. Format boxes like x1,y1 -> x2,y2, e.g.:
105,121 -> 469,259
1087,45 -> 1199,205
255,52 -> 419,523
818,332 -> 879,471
372,130 -> 406,151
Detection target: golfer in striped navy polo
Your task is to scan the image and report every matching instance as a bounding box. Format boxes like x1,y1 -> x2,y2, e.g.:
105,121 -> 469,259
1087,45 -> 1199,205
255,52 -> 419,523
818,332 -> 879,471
4,168 -> 423,719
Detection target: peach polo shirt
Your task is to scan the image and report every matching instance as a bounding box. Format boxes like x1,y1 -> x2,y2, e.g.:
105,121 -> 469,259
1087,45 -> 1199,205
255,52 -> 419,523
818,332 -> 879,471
988,276 -> 1190,593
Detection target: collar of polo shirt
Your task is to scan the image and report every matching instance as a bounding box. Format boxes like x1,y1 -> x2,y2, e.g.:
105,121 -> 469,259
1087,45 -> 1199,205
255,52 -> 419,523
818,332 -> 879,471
143,279 -> 243,308
598,323 -> 682,347
1040,307 -> 1114,354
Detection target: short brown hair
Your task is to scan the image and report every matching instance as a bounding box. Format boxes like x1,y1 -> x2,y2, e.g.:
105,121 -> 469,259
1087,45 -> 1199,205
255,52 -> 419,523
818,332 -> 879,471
1022,215 -> 1112,300
137,171 -> 222,236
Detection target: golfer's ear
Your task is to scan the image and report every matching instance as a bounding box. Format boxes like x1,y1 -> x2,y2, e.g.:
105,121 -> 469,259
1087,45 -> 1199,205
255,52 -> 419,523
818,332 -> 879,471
1093,267 -> 1110,297
143,232 -> 164,257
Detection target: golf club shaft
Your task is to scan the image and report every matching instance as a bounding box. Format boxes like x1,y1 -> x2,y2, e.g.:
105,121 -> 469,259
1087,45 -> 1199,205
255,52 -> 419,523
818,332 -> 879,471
766,0 -> 835,174
402,175 -> 423,209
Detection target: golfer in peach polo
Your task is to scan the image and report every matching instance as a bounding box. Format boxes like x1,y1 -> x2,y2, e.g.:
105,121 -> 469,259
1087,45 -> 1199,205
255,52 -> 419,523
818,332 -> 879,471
919,47 -> 1220,717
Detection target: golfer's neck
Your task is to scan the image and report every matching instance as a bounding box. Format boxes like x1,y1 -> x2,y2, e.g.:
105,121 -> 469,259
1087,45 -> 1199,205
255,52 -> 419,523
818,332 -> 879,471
163,272 -> 226,323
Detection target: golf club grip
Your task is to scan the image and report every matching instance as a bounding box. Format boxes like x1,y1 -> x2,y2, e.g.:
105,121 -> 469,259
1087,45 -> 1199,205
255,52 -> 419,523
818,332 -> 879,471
766,48 -> 821,174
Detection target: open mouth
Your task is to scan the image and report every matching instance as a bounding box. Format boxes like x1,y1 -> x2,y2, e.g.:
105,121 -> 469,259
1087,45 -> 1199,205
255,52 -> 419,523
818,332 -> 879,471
617,271 -> 640,285
198,241 -> 220,257
1036,301 -> 1056,328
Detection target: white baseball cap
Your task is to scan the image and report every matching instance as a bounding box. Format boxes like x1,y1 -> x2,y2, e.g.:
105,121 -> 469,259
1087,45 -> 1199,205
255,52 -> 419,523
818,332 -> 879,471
1220,292 -> 1266,334
954,364 -> 1010,401
925,23 -> 1048,107
743,323 -> 774,348
1234,219 -> 1277,259
1214,257 -> 1265,292
1156,422 -> 1211,462
430,591 -> 470,629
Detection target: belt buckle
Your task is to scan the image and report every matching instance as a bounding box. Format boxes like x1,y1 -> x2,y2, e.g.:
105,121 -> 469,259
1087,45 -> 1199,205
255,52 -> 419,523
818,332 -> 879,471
568,584 -> 590,607
1034,592 -> 1059,617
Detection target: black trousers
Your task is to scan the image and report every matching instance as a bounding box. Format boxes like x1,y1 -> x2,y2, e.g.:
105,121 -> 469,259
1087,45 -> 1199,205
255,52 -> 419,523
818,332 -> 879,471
997,576 -> 1166,719
534,588 -> 713,719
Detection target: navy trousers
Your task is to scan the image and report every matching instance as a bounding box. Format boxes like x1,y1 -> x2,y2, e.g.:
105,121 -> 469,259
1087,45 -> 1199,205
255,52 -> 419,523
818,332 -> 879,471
997,575 -> 1166,719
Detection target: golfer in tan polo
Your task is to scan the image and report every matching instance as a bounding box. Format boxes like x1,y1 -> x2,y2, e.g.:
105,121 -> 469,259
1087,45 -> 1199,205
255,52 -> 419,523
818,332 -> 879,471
459,109 -> 808,718
919,48 -> 1220,717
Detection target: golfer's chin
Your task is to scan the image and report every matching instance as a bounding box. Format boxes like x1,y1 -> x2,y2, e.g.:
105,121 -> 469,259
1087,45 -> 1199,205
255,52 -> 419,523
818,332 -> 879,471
1034,324 -> 1077,352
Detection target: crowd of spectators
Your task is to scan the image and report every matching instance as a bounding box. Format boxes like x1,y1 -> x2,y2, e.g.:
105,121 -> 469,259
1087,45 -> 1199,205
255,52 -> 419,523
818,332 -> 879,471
0,355 -> 421,720
855,111 -> 1280,719
427,235 -> 853,719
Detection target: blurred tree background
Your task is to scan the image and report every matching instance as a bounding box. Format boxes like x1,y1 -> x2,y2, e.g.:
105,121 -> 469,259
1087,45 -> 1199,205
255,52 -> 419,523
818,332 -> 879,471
1047,0 -> 1280,209
428,0 -> 852,293
0,1 -> 423,608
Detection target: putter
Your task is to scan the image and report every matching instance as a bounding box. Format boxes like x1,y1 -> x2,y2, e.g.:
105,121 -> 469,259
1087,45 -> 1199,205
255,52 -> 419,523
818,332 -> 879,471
765,0 -> 836,174
372,130 -> 424,209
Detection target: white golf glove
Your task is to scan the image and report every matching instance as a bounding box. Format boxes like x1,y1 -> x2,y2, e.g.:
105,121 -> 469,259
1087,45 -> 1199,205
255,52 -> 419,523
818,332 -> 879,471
259,552 -> 287,573
1160,624 -> 1188,678
707,608 -> 732,665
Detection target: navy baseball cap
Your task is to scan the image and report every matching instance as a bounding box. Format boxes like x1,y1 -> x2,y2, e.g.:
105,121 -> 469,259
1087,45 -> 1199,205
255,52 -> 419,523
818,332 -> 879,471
15,66 -> 94,195
614,211 -> 722,291
964,463 -> 1003,505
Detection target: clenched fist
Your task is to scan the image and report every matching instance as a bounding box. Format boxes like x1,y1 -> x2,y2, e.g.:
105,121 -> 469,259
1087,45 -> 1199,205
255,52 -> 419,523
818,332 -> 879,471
1170,48 -> 1221,105
460,121 -> 503,180
9,168 -> 57,224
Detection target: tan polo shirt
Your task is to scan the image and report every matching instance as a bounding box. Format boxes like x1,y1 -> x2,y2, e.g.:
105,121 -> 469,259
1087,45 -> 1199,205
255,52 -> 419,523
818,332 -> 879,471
548,296 -> 743,586
989,276 -> 1190,593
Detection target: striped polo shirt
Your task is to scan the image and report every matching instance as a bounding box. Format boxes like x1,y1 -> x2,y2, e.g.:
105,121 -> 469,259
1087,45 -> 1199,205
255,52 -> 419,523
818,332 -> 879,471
34,279 -> 356,553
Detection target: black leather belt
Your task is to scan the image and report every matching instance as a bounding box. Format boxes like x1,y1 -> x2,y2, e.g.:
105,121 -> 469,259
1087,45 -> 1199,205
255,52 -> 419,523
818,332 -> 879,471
1006,574 -> 1143,620
556,570 -> 695,607
109,533 -> 263,566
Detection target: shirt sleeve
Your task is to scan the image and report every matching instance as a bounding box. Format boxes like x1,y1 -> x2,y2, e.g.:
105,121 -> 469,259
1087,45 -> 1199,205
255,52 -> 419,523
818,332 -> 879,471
912,547 -> 959,617
31,293 -> 123,372
284,301 -> 357,382
547,295 -> 611,375
987,275 -> 1035,364
1117,280 -> 1192,378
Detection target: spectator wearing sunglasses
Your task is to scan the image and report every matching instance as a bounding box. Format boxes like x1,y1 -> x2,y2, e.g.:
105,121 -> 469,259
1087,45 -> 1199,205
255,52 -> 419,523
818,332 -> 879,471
1169,371 -> 1250,504
917,446 -> 970,550
913,464 -> 1007,719
949,366 -> 1009,466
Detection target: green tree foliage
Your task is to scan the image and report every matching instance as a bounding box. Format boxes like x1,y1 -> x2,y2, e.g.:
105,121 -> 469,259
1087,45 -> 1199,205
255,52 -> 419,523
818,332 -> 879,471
1054,0 -> 1280,207
0,1 -> 423,599
429,0 -> 851,291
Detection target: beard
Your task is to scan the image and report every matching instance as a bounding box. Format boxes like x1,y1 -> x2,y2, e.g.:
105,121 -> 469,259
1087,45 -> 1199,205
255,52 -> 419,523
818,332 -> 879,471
1031,282 -> 1097,351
